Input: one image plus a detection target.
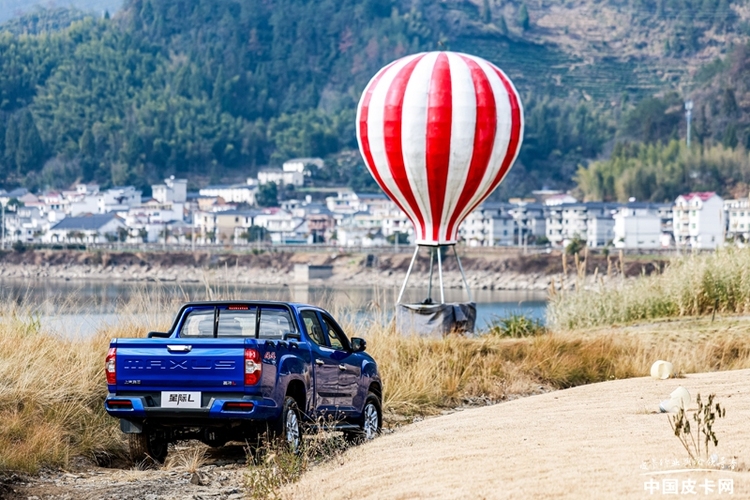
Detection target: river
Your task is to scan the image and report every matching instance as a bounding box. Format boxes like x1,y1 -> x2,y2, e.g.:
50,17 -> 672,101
0,279 -> 547,337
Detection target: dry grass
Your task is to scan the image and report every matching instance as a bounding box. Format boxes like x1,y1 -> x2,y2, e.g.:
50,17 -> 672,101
163,444 -> 208,473
0,288 -> 176,473
550,247 -> 750,330
4,282 -> 750,474
342,313 -> 750,418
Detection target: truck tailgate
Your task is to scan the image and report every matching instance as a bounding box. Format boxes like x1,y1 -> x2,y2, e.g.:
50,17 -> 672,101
115,338 -> 254,392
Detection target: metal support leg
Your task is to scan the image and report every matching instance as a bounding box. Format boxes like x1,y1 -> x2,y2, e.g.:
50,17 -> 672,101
397,245 -> 420,304
427,247 -> 435,301
453,245 -> 473,302
437,246 -> 445,304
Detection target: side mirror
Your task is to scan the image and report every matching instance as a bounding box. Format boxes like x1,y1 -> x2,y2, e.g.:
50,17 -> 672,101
351,337 -> 366,353
147,331 -> 171,339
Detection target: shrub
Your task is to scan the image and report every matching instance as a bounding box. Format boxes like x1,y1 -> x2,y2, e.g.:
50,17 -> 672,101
487,313 -> 547,338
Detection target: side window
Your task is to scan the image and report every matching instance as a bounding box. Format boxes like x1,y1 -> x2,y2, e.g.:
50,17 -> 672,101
258,308 -> 294,340
217,308 -> 257,337
322,316 -> 348,350
300,310 -> 326,346
180,308 -> 215,337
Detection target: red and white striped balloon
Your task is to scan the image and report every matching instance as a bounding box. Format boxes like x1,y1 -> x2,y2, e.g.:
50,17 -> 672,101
356,51 -> 524,246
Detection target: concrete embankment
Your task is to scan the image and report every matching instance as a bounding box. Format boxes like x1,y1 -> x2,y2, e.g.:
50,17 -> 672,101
0,248 -> 666,291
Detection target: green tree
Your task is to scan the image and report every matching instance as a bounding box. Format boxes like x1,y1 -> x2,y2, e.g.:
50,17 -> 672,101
517,3 -> 530,30
15,109 -> 44,175
482,0 -> 492,24
256,182 -> 279,207
497,14 -> 508,35
4,116 -> 18,173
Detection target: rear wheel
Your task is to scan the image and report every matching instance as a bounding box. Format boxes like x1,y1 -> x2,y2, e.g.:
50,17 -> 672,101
129,428 -> 168,464
277,396 -> 302,453
345,392 -> 381,444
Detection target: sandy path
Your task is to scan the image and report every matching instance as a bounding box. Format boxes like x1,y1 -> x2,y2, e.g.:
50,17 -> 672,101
286,370 -> 750,499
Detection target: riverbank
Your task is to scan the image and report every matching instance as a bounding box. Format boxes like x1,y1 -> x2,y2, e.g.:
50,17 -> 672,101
0,248 -> 665,291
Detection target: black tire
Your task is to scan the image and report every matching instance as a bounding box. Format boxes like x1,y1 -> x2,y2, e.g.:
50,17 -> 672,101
345,392 -> 382,444
275,396 -> 302,453
129,429 -> 169,464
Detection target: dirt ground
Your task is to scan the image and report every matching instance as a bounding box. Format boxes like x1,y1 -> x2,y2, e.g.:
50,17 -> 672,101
1,444 -> 250,500
5,369 -> 749,500
285,369 -> 750,499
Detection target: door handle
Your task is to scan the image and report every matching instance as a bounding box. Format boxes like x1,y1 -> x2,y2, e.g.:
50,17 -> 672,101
338,364 -> 346,371
315,359 -> 324,366
167,345 -> 192,353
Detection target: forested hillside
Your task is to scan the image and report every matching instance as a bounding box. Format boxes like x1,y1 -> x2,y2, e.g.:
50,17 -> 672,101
0,1 -> 121,24
1,0 -> 750,199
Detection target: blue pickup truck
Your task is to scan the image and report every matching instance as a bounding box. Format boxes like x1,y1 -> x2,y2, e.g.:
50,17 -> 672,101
104,301 -> 382,462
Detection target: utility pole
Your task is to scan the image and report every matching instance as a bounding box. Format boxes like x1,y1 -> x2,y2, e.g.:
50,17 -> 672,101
1,202 -> 4,250
685,100 -> 693,148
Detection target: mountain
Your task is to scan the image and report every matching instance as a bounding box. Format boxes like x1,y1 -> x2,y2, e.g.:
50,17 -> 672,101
0,0 -> 749,197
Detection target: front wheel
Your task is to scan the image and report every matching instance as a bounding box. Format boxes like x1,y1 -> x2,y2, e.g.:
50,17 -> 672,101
345,392 -> 382,443
129,428 -> 168,464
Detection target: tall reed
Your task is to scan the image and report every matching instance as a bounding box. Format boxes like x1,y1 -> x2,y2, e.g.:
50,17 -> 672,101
550,248 -> 750,330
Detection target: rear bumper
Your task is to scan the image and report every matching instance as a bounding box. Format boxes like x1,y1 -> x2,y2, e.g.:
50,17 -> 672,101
104,393 -> 279,423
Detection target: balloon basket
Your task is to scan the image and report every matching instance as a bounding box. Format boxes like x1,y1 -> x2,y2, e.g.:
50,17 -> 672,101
395,245 -> 476,336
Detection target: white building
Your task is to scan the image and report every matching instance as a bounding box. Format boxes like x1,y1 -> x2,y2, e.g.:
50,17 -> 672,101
509,202 -> 546,244
4,206 -> 48,242
67,186 -> 141,216
673,192 -> 724,249
460,202 -> 515,246
613,203 -> 664,249
123,199 -> 186,243
543,193 -> 578,206
587,216 -> 615,248
44,213 -> 126,244
258,168 -> 304,187
199,184 -> 257,205
253,209 -> 306,243
282,157 -> 322,176
546,202 -> 619,247
99,186 -> 141,213
152,176 -> 187,204
725,197 -> 750,242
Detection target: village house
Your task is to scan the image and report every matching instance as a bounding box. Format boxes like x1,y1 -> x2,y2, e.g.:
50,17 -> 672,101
198,182 -> 257,205
257,168 -> 304,187
673,192 -> 724,249
613,203 -> 669,249
44,213 -> 126,244
460,202 -> 515,247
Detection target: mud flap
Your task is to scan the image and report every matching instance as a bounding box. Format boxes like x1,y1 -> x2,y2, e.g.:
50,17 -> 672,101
120,419 -> 143,434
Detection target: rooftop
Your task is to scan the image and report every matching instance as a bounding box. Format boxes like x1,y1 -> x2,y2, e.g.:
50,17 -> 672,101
680,192 -> 716,202
51,213 -> 121,231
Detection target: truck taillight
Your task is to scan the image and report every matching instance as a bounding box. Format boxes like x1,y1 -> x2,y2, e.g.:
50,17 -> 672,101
244,348 -> 262,385
105,347 -> 116,385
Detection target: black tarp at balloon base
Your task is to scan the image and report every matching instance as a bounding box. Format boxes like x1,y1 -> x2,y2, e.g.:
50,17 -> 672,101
396,302 -> 476,336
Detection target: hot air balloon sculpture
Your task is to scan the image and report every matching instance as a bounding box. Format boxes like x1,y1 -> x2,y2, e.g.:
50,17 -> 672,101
356,51 -> 524,334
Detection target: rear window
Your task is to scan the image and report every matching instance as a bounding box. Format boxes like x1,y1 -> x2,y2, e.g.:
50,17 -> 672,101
258,307 -> 294,340
179,305 -> 295,338
181,308 -> 215,337
217,308 -> 257,337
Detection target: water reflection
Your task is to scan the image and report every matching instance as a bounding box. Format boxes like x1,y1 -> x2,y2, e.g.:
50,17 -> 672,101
0,279 -> 547,337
